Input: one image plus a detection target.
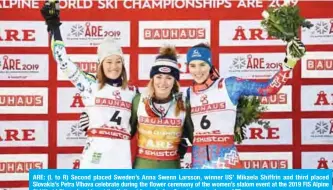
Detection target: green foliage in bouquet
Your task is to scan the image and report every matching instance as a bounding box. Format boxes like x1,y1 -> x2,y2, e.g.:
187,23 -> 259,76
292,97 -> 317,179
261,5 -> 313,58
234,96 -> 270,144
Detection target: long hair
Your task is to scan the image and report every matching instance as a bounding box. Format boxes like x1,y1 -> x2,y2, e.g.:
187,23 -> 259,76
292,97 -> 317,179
96,60 -> 128,90
146,79 -> 185,117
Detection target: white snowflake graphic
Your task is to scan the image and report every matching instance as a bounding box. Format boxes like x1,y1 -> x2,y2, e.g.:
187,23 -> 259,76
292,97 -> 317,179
67,124 -> 84,137
312,121 -> 329,134
231,57 -> 246,69
315,21 -> 328,34
70,24 -> 84,37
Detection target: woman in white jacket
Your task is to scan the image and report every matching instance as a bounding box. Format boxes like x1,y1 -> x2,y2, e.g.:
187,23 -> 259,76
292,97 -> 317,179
41,0 -> 138,169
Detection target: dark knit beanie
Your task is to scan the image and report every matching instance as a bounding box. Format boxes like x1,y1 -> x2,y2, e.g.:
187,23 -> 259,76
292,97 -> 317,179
150,46 -> 180,81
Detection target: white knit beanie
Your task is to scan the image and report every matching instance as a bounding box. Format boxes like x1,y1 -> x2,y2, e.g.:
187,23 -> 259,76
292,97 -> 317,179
97,37 -> 124,64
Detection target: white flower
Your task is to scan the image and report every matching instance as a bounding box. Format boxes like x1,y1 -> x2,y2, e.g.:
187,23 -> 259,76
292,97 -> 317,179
262,11 -> 270,19
283,0 -> 291,6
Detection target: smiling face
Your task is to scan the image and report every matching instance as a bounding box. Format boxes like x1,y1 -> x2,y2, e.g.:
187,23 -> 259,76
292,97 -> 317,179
101,55 -> 123,79
153,74 -> 175,99
188,60 -> 211,84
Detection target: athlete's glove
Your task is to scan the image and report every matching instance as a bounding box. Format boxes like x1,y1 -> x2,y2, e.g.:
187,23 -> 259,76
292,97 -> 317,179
40,0 -> 61,32
283,38 -> 306,69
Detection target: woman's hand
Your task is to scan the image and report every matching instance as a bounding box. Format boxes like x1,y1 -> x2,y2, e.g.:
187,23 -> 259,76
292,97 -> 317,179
284,38 -> 306,69
40,0 -> 62,32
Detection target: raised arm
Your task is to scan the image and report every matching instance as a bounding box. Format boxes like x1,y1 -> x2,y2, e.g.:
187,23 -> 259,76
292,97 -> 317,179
226,39 -> 305,105
41,0 -> 95,98
51,28 -> 96,97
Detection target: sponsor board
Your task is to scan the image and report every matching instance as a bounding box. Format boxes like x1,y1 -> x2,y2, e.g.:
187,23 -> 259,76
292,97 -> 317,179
0,154 -> 48,181
301,85 -> 333,111
219,20 -> 285,46
60,21 -> 130,47
0,121 -> 48,147
301,18 -> 333,45
239,152 -> 293,169
259,85 -> 292,112
57,87 -> 85,113
0,21 -> 48,47
139,21 -> 210,47
301,51 -> 333,78
241,119 -> 292,145
219,53 -> 292,79
0,54 -> 49,81
180,152 -> 293,169
0,88 -> 48,114
301,118 -> 333,145
57,154 -> 81,169
301,152 -> 333,169
57,121 -> 87,147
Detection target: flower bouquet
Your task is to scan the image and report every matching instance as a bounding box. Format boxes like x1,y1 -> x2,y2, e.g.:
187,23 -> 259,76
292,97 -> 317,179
261,3 -> 313,58
234,96 -> 270,144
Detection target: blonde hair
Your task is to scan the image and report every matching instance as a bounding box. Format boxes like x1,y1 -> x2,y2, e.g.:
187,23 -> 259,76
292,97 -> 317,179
146,79 -> 185,116
96,60 -> 128,90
